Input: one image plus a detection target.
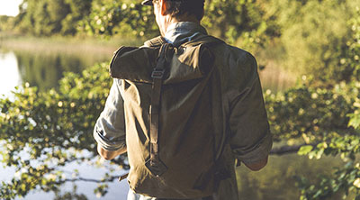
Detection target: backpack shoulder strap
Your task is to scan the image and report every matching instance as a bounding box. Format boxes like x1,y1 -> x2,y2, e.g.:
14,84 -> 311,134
181,35 -> 224,48
144,36 -> 167,48
145,43 -> 174,177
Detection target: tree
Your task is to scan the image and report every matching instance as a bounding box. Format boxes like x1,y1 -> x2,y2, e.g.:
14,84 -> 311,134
0,16 -> 14,33
14,0 -> 92,36
79,0 -> 157,37
268,0 -> 359,76
264,9 -> 360,199
61,0 -> 92,35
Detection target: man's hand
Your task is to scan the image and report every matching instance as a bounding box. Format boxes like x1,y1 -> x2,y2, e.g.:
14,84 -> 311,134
97,145 -> 127,160
244,156 -> 268,171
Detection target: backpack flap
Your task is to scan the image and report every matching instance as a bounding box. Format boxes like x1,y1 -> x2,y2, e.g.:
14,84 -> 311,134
109,44 -> 215,84
165,44 -> 215,84
110,46 -> 159,83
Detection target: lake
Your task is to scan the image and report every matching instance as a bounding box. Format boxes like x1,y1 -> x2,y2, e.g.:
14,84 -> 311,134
0,43 -> 345,200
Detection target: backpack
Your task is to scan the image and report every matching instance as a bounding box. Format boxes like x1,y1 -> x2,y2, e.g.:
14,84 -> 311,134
110,35 -> 229,199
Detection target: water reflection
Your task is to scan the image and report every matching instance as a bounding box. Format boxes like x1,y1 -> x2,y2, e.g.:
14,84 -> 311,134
0,47 -> 294,96
0,142 -> 129,200
237,154 -> 345,200
14,49 -> 109,91
0,50 -> 22,96
0,47 -> 110,95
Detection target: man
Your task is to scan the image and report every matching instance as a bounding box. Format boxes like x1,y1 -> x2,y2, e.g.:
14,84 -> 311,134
93,0 -> 272,199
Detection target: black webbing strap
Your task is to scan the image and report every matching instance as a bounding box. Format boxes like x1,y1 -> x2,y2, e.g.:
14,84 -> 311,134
145,43 -> 173,177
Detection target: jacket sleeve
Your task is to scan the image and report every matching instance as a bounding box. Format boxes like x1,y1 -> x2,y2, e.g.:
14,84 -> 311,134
93,79 -> 126,151
228,53 -> 272,165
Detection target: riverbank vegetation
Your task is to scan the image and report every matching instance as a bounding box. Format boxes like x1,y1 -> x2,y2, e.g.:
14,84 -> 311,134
0,35 -> 140,54
1,0 -> 360,199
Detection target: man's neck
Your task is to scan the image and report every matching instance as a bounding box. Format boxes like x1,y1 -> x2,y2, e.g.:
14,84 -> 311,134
170,14 -> 200,24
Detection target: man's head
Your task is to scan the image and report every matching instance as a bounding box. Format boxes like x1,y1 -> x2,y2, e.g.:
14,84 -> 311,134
142,0 -> 205,36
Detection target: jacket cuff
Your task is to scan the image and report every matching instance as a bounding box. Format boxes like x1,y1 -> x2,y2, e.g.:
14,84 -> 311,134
93,126 -> 126,151
234,132 -> 273,164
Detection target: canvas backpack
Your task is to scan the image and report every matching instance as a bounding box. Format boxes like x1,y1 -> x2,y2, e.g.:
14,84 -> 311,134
110,35 -> 229,199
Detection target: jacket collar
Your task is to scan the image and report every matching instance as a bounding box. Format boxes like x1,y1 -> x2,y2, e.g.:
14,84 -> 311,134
164,22 -> 208,47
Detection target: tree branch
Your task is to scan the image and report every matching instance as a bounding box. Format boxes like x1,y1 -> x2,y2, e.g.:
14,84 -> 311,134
51,175 -> 121,185
62,176 -> 118,183
270,143 -> 317,155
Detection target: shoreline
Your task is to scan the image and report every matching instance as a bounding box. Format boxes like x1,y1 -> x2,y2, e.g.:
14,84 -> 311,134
0,34 -> 143,56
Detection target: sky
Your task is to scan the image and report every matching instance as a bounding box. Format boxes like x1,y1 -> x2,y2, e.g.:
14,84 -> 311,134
0,0 -> 23,16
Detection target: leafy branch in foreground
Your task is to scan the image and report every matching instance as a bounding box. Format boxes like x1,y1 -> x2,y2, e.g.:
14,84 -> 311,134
265,80 -> 360,199
0,63 -> 129,199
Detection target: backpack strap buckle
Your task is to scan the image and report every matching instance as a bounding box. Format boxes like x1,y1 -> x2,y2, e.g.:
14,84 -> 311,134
151,69 -> 165,79
145,157 -> 168,177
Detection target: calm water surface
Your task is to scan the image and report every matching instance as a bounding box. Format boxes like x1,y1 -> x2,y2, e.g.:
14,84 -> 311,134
0,51 -> 21,96
0,47 -> 345,200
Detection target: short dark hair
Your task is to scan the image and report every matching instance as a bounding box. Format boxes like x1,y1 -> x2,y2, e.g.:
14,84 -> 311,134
165,0 -> 205,21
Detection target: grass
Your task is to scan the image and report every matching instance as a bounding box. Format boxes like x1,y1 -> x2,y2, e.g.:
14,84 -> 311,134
0,33 -> 143,56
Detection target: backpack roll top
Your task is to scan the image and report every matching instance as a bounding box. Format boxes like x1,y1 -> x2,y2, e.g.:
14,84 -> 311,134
166,43 -> 215,84
110,41 -> 215,84
110,46 -> 158,83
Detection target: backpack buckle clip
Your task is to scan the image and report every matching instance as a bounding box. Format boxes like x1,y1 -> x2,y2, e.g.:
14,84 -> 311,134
151,69 -> 165,79
145,157 -> 168,177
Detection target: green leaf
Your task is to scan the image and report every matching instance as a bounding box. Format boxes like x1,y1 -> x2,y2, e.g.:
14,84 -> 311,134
298,145 -> 314,156
348,111 -> 360,130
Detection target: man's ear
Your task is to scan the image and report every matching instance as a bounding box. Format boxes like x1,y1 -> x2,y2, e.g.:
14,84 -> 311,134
160,0 -> 168,16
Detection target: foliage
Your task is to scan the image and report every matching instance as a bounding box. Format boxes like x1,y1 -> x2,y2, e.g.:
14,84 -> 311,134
296,161 -> 360,200
10,0 -> 280,51
264,9 -> 360,199
0,16 -> 15,33
266,82 -> 357,141
14,0 -> 92,36
265,80 -> 360,200
202,0 -> 280,49
61,0 -> 93,35
265,0 -> 359,75
0,63 -> 130,199
321,11 -> 360,84
13,49 -> 102,91
79,0 -> 157,38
